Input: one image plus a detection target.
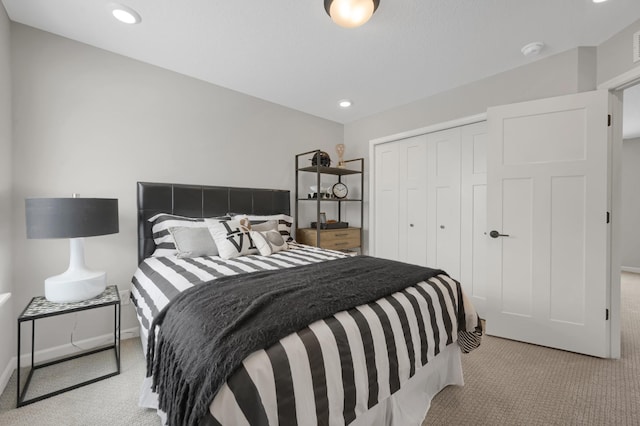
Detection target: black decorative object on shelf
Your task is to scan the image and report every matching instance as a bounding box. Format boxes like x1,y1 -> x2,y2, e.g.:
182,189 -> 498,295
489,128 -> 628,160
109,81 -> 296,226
311,151 -> 331,167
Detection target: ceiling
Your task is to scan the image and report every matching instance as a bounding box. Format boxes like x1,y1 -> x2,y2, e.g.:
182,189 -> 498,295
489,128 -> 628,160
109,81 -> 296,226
2,0 -> 640,129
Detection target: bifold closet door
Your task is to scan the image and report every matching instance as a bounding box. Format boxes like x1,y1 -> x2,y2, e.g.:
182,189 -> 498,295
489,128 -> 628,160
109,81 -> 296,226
398,135 -> 428,266
373,136 -> 428,265
373,142 -> 400,261
426,128 -> 462,279
460,121 -> 488,317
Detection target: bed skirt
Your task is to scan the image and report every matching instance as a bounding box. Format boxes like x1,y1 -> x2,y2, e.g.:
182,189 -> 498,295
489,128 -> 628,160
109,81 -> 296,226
138,330 -> 463,426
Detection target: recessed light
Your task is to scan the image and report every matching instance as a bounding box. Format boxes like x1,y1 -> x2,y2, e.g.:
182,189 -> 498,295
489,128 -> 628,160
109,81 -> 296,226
108,3 -> 141,24
592,0 -> 608,3
338,99 -> 352,108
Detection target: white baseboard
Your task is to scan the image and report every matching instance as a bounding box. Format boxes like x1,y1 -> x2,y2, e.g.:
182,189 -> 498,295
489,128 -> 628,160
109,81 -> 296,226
0,326 -> 139,396
621,266 -> 640,274
0,356 -> 14,399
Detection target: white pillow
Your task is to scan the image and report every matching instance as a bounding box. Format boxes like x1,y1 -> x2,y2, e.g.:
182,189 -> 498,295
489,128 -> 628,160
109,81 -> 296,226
207,219 -> 258,259
231,214 -> 294,242
250,230 -> 289,256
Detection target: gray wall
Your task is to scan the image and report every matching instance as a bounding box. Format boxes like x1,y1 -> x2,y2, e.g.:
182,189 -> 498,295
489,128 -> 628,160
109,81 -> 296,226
0,5 -> 13,383
344,47 -> 597,252
598,18 -> 640,85
621,138 -> 640,270
9,24 -> 342,353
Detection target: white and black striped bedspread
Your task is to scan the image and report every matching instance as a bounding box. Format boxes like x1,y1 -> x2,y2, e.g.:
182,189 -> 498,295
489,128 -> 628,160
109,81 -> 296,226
131,244 -> 481,426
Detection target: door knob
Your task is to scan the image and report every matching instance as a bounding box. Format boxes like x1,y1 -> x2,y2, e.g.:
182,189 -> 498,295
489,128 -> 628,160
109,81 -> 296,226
489,230 -> 509,238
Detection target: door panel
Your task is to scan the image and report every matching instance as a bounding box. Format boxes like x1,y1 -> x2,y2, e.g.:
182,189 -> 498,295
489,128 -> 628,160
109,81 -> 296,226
374,143 -> 399,261
501,178 -> 533,316
550,176 -> 586,324
487,90 -> 610,357
461,122 -> 488,317
399,136 -> 428,265
427,128 -> 461,279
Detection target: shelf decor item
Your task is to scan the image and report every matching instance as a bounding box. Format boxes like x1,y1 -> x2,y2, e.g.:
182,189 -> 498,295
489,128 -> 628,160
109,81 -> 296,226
332,182 -> 348,199
311,151 -> 331,167
25,195 -> 119,303
336,143 -> 346,168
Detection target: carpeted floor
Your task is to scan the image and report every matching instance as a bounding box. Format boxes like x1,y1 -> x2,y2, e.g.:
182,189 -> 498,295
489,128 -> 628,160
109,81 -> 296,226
0,273 -> 638,425
424,272 -> 640,426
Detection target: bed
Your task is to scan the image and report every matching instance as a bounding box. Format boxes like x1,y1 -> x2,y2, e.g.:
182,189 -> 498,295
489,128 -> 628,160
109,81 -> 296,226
131,181 -> 482,426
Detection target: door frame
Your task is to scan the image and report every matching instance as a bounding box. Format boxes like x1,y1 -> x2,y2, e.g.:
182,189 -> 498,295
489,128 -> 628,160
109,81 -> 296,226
368,113 -> 486,256
598,65 -> 640,359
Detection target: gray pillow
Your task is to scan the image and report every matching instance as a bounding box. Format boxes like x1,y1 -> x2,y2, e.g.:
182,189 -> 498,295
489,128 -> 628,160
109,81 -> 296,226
169,227 -> 219,258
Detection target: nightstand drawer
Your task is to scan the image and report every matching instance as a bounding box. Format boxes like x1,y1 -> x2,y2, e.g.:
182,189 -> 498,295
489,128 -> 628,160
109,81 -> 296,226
296,227 -> 361,249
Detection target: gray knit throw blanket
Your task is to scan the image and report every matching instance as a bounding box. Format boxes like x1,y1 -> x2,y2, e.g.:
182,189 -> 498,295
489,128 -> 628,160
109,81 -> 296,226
146,255 -> 445,426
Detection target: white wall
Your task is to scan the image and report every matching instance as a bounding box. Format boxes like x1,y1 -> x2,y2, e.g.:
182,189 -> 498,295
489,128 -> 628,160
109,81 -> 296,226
597,18 -> 640,85
0,4 -> 14,391
621,137 -> 640,270
10,24 -> 342,354
0,3 -> 15,391
344,47 -> 596,252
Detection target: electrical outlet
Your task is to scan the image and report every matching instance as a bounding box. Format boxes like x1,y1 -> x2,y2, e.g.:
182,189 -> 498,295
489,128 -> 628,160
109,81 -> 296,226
119,290 -> 131,305
634,30 -> 640,63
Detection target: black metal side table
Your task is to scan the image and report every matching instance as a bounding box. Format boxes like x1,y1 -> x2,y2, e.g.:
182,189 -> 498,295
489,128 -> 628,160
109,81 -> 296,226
17,285 -> 121,407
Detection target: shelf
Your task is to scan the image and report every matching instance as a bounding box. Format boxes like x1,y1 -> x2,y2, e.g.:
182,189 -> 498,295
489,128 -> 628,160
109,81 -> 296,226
297,198 -> 362,202
297,165 -> 361,176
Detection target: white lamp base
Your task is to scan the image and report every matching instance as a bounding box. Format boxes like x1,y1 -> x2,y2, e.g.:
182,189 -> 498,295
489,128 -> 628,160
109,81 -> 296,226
44,238 -> 107,303
45,270 -> 106,303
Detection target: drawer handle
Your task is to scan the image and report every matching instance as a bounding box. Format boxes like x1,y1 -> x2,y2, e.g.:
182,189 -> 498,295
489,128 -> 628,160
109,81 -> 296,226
334,242 -> 349,246
334,233 -> 349,237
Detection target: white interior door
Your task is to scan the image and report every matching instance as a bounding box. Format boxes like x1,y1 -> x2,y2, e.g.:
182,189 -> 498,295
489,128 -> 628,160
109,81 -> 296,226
486,90 -> 611,357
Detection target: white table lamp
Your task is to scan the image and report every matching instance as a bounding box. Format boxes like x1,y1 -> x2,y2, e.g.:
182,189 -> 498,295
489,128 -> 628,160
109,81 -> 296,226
25,196 -> 119,303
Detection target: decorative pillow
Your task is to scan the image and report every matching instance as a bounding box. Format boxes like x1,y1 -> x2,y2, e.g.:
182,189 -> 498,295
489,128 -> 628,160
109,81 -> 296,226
148,213 -> 228,257
249,220 -> 278,232
207,219 -> 258,259
169,227 -> 219,258
231,214 -> 294,242
250,230 -> 288,256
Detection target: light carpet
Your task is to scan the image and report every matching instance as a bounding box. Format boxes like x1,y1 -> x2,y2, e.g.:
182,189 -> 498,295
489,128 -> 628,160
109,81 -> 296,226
0,273 -> 638,425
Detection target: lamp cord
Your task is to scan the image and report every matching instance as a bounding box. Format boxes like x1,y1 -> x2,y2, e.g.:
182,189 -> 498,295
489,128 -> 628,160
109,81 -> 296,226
70,313 -> 122,351
70,313 -> 85,351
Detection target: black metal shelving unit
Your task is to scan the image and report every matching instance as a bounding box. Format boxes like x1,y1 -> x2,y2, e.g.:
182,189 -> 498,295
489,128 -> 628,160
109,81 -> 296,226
295,150 -> 364,249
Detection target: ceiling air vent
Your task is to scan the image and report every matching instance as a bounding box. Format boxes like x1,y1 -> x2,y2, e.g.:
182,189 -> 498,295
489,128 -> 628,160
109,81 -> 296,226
634,30 -> 640,63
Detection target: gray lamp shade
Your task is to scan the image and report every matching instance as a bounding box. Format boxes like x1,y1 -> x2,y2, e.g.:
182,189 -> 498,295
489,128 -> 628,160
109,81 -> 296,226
26,198 -> 119,239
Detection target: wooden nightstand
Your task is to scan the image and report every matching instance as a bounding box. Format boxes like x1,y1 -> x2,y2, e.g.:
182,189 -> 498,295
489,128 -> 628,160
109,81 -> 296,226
296,227 -> 361,250
16,285 -> 121,407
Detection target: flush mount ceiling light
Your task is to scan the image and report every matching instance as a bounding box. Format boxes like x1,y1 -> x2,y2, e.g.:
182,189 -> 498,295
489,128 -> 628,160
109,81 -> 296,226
338,99 -> 353,108
521,41 -> 545,57
108,3 -> 142,24
592,0 -> 608,3
324,0 -> 380,28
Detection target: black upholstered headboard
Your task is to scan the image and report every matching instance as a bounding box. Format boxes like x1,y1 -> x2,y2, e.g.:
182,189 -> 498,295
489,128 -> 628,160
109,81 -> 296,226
137,182 -> 290,264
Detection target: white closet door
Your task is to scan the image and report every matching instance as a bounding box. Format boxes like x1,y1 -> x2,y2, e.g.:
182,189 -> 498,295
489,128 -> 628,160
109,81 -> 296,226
398,135 -> 428,266
426,128 -> 462,279
460,122 -> 488,317
373,142 -> 400,261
